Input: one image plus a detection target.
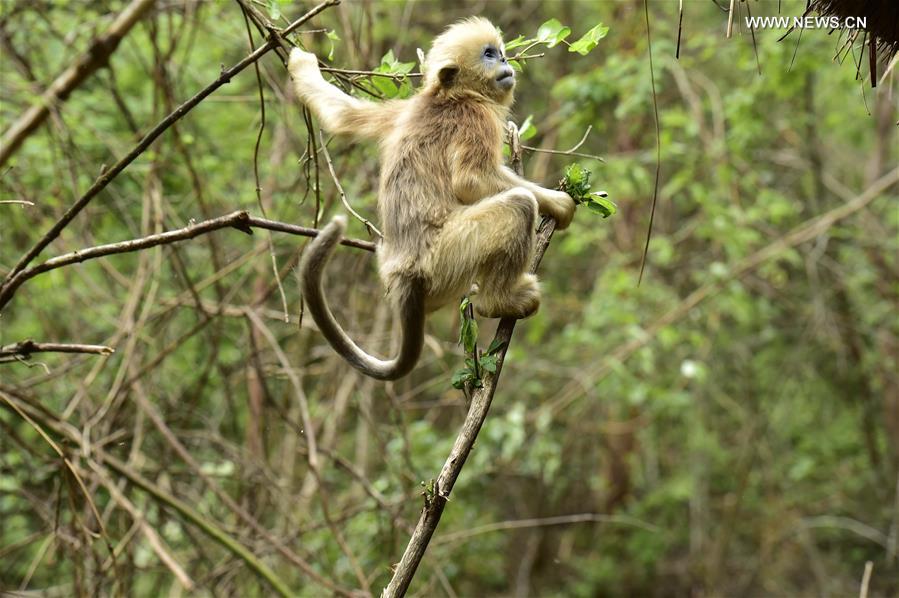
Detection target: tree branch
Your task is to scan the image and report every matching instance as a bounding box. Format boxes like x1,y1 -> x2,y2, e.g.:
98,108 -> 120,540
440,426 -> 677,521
0,0 -> 156,167
0,210 -> 375,310
0,340 -> 114,363
0,0 -> 340,289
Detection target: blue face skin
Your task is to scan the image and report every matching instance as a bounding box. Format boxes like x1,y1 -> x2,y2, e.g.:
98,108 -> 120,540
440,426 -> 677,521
483,45 -> 514,90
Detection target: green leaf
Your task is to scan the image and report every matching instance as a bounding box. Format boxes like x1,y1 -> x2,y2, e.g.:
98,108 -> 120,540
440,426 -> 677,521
568,23 -> 609,55
394,61 -> 416,75
326,30 -> 340,61
586,194 -> 617,218
485,338 -> 506,355
267,0 -> 281,20
374,50 -> 416,76
537,19 -> 571,48
518,115 -> 537,141
451,368 -> 473,389
479,353 -> 499,373
504,34 -> 530,51
372,76 -> 399,99
461,318 -> 478,354
561,163 -> 592,201
459,297 -> 478,354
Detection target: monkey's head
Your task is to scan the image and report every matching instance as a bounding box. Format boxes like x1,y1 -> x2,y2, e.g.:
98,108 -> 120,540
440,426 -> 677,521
424,17 -> 515,105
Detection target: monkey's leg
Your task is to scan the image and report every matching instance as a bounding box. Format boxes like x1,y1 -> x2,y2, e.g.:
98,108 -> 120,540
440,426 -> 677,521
429,187 -> 539,318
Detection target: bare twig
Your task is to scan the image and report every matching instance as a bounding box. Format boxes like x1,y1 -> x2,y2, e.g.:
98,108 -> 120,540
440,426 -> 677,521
566,124 -> 593,153
520,145 -> 604,162
0,0 -> 339,289
638,0 -> 662,285
0,341 -> 114,362
509,52 -> 545,60
726,0 -> 736,38
321,67 -> 422,79
859,561 -> 873,598
319,130 -> 383,238
0,200 -> 35,205
0,210 -> 376,310
0,0 -> 156,166
520,125 -> 603,162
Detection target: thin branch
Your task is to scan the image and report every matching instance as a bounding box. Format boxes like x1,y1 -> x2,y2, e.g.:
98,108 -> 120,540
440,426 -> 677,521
0,0 -> 340,289
520,145 -> 604,162
567,124 -> 593,153
859,561 -> 874,598
0,341 -> 114,362
520,125 -> 603,162
0,0 -> 156,166
320,67 -> 422,79
0,200 -> 35,205
319,130 -> 383,238
638,0 -> 662,285
509,52 -> 545,60
0,210 -> 376,310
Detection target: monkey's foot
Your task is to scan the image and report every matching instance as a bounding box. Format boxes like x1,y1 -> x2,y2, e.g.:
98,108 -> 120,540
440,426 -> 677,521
475,274 -> 540,319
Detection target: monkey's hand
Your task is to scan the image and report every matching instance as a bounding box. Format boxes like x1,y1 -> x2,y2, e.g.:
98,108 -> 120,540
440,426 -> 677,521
539,189 -> 576,229
288,47 -> 322,82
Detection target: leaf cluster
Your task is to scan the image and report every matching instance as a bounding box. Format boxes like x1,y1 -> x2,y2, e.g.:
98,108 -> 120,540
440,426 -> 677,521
451,298 -> 506,389
561,163 -> 617,218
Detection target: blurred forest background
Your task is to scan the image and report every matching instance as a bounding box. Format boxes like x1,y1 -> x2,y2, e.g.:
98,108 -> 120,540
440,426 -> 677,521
1,0 -> 897,596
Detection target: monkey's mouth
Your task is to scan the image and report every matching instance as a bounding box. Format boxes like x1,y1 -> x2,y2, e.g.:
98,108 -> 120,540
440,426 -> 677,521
495,69 -> 515,89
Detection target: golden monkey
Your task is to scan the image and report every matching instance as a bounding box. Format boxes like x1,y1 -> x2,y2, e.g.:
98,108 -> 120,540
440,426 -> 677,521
289,17 -> 575,380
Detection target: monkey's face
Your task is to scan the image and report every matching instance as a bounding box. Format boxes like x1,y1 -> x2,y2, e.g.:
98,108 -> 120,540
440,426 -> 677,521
481,43 -> 515,95
424,17 -> 515,105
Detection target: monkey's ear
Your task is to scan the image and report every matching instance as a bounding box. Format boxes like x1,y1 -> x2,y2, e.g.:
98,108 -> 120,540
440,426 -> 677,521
437,64 -> 459,87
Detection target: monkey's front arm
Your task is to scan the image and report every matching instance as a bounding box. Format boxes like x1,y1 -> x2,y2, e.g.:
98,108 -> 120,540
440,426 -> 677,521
289,48 -> 397,140
500,167 -> 576,229
450,152 -> 575,228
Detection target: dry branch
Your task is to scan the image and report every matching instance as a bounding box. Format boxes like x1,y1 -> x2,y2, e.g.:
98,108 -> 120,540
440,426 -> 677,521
0,341 -> 114,364
0,0 -> 156,167
0,0 -> 339,292
0,210 -> 375,310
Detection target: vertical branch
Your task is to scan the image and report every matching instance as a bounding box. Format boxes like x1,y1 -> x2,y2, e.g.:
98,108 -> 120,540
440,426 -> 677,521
382,124 -> 559,598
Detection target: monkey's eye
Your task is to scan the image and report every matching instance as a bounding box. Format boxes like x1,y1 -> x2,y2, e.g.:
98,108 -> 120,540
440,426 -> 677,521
483,47 -> 498,59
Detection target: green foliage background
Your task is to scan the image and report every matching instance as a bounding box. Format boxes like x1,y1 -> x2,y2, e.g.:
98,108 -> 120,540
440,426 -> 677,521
1,0 -> 896,596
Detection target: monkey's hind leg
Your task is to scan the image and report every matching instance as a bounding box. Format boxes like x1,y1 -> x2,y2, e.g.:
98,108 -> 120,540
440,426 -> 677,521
430,187 -> 539,319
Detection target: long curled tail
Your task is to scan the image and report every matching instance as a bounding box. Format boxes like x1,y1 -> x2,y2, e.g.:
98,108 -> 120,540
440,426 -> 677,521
299,215 -> 425,380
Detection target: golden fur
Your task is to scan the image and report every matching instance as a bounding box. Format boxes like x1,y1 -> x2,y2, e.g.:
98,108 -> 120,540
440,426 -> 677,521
289,18 -> 575,380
